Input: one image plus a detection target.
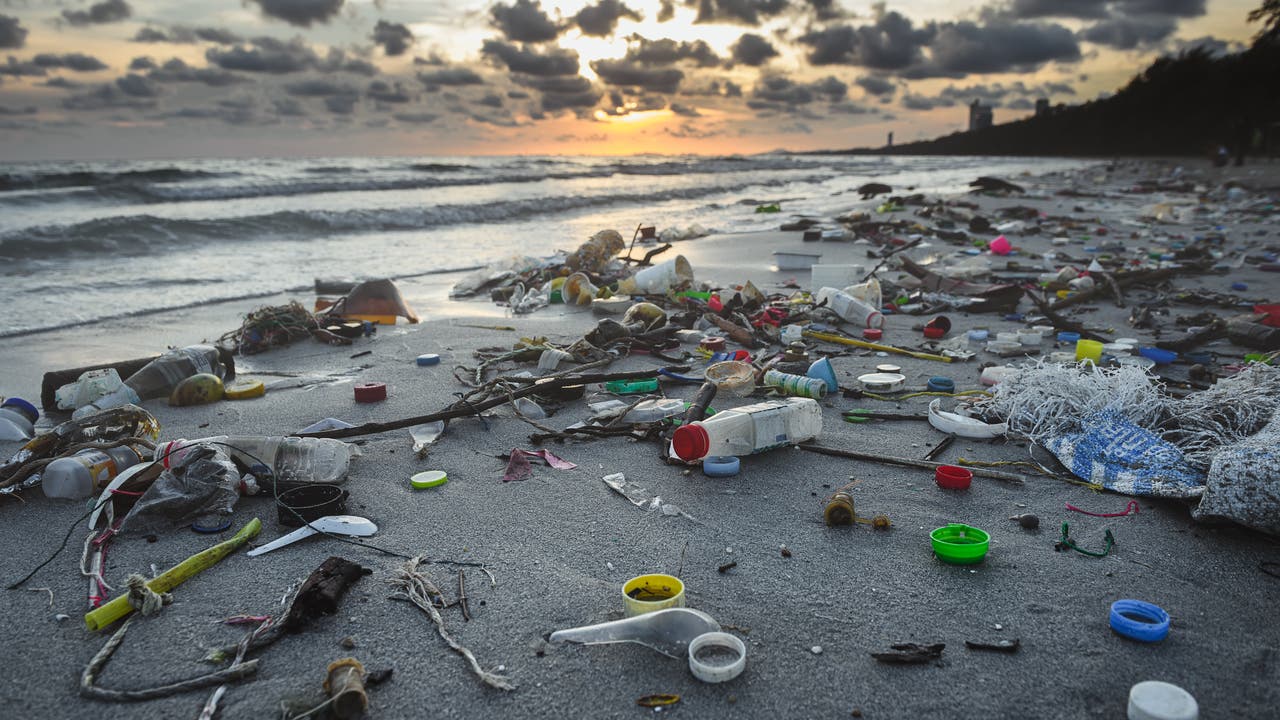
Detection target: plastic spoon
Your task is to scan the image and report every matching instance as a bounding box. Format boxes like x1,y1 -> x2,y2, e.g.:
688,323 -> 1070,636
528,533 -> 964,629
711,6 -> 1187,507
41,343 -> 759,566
549,608 -> 720,659
246,515 -> 377,557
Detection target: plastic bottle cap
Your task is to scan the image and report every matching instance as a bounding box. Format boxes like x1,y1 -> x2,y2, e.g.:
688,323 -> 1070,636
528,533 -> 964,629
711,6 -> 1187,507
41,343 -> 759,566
410,470 -> 448,489
862,328 -> 883,341
672,424 -> 710,461
927,377 -> 955,393
354,382 -> 387,403
688,631 -> 747,683
416,353 -> 441,366
702,456 -> 740,477
935,464 -> 973,489
1,397 -> 38,423
224,380 -> 265,400
1110,599 -> 1170,642
1128,681 -> 1199,720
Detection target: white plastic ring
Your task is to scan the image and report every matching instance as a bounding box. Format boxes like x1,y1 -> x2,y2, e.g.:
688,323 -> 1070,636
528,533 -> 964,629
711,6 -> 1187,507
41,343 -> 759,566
688,631 -> 746,683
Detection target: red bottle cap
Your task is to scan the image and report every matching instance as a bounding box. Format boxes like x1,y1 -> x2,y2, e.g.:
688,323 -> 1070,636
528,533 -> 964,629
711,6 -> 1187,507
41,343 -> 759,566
354,382 -> 387,403
863,328 -> 883,341
935,465 -> 973,490
672,424 -> 710,461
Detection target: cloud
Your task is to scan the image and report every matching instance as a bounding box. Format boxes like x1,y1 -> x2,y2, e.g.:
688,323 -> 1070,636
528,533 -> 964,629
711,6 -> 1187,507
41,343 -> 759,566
1004,0 -> 1205,20
129,56 -> 155,70
249,0 -> 344,28
517,73 -> 600,111
828,101 -> 871,114
323,50 -> 377,76
928,20 -> 1081,75
1169,35 -> 1246,57
476,92 -> 505,108
285,78 -> 358,97
748,73 -> 846,112
62,83 -> 155,111
900,92 -> 951,110
491,0 -> 562,43
0,104 -> 36,115
798,10 -> 934,69
0,14 -> 27,49
575,0 -> 642,37
206,37 -> 319,74
162,105 -> 256,125
729,33 -> 777,66
42,77 -> 82,89
802,0 -> 843,21
507,89 -> 530,99
658,0 -> 675,22
590,58 -> 682,92
0,57 -> 45,77
482,40 -> 579,76
33,53 -> 108,71
691,0 -> 790,26
624,35 -> 719,66
148,57 -> 248,86
901,80 -> 1077,110
1078,16 -> 1177,49
131,26 -> 242,44
115,72 -> 159,97
367,79 -> 412,103
62,0 -> 131,27
325,94 -> 357,114
669,102 -> 700,116
855,75 -> 896,96
417,67 -> 484,86
393,112 -> 438,124
372,20 -> 414,56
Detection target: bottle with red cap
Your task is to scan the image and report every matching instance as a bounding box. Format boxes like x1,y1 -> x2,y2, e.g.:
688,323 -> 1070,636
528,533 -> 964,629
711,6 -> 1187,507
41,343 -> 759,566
671,397 -> 822,462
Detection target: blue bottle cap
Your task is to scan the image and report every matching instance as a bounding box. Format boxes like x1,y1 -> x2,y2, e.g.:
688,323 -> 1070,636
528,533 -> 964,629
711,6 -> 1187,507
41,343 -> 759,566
416,353 -> 441,366
1057,331 -> 1081,344
968,329 -> 989,342
1,397 -> 38,423
927,377 -> 955,393
1231,282 -> 1248,291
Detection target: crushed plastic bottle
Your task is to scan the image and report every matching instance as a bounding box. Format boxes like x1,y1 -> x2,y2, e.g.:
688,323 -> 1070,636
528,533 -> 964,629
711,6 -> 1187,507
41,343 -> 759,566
671,397 -> 822,462
156,436 -> 355,488
124,345 -> 227,401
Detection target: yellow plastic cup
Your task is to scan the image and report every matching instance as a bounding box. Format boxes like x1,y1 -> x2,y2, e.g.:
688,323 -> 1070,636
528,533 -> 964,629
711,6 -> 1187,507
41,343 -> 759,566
621,574 -> 686,617
1076,339 -> 1103,363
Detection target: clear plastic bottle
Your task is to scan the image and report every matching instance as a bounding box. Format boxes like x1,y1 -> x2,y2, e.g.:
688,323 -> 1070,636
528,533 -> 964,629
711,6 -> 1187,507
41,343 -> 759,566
124,345 -> 227,401
42,445 -> 142,500
0,398 -> 39,441
156,436 -> 353,487
671,397 -> 822,461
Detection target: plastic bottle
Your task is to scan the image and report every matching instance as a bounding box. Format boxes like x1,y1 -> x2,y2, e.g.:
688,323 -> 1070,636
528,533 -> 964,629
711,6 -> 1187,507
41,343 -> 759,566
156,436 -> 353,487
672,398 -> 822,462
816,287 -> 883,328
42,446 -> 142,500
124,345 -> 227,401
0,398 -> 39,441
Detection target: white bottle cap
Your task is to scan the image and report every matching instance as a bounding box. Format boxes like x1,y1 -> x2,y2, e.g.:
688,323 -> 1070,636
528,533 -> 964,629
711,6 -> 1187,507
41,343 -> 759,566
1128,681 -> 1198,720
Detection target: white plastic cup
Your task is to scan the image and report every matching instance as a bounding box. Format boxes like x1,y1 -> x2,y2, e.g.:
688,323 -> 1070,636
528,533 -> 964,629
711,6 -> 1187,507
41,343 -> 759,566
632,255 -> 693,294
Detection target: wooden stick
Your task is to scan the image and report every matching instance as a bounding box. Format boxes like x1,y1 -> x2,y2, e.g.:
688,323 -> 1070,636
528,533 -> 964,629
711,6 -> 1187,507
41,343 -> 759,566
804,330 -> 953,363
797,443 -> 1025,484
457,569 -> 470,622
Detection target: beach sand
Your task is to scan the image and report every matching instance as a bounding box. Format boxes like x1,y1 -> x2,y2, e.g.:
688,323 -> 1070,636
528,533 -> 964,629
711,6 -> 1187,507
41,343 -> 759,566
1,158 -> 1278,719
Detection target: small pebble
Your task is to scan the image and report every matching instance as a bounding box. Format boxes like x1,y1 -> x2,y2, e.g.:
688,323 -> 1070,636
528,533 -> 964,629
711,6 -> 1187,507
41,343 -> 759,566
851,710 -> 863,718
811,645 -> 823,655
340,636 -> 356,649
780,544 -> 792,558
994,624 -> 1003,631
606,562 -> 614,570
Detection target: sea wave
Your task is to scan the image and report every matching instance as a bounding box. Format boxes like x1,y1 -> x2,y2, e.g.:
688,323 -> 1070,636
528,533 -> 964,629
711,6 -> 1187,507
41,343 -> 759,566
0,167 -> 225,192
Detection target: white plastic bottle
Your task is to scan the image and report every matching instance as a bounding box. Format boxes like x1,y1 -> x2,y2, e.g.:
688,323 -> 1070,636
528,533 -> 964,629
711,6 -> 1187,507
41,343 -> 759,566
0,398 -> 39,441
42,446 -> 142,500
816,287 -> 883,328
156,436 -> 353,487
124,346 -> 227,401
671,397 -> 823,461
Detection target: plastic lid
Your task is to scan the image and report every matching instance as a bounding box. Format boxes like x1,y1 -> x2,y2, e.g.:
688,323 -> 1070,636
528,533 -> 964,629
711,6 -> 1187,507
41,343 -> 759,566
1128,681 -> 1198,720
1,397 -> 38,422
688,631 -> 747,683
702,456 -> 740,477
416,353 -> 441,366
410,470 -> 448,489
672,424 -> 709,461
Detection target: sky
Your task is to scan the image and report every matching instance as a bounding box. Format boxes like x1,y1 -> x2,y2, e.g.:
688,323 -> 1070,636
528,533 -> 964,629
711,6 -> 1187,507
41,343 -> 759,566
0,0 -> 1260,160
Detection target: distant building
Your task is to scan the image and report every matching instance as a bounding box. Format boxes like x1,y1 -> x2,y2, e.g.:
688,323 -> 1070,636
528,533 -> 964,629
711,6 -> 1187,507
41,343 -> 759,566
1035,98 -> 1050,117
968,100 -> 992,131
886,131 -> 893,147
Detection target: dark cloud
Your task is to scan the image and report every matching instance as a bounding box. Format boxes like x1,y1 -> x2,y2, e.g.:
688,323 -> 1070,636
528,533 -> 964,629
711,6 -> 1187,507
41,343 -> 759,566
367,79 -> 412,103
491,0 -> 562,43
62,83 -> 155,111
33,53 -> 108,71
413,53 -> 446,66
748,74 -> 846,111
274,97 -> 305,116
482,40 -> 579,76
206,37 -> 319,74
662,122 -> 724,139
393,112 -> 438,124
62,0 -> 131,27
131,26 -> 243,44
0,57 -> 45,77
658,0 -> 675,22
325,94 -> 357,114
417,67 -> 484,86
669,102 -> 700,116
42,77 -> 81,89
724,80 -> 742,97
507,89 -> 530,99
517,74 -> 600,111
477,92 -> 504,108
1005,0 -> 1205,20
0,104 -> 36,115
590,58 -> 682,93
129,56 -> 155,70
729,33 -> 777,66
802,0 -> 842,21
624,35 -> 719,66
249,0 -> 344,28
828,101 -> 871,114
855,75 -> 895,96
691,0 -> 789,26
148,58 -> 248,87
1005,97 -> 1032,109
1078,16 -> 1177,49
115,72 -> 159,97
575,0 -> 641,37
929,20 -> 1081,74
324,51 -> 377,76
0,14 -> 27,49
285,78 -> 358,97
798,10 -> 934,69
162,105 -> 256,124
900,92 -> 950,110
372,20 -> 414,56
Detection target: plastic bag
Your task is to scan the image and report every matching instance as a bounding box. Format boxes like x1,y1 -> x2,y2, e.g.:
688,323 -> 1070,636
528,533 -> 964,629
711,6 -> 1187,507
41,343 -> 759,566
119,444 -> 242,534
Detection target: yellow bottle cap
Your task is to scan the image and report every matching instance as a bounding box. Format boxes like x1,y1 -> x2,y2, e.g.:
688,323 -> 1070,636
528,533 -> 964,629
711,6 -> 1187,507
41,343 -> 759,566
224,379 -> 266,400
410,470 -> 448,489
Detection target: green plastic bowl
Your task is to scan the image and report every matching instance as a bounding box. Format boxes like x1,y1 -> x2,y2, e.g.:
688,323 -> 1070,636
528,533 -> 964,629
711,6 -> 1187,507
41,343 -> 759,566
931,523 -> 990,565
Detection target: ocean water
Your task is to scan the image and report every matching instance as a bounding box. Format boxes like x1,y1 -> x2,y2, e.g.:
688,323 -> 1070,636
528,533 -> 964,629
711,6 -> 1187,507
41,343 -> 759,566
0,154 -> 1092,337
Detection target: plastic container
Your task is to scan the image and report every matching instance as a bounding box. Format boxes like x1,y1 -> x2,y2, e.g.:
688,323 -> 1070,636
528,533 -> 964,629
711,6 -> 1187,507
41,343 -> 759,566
989,235 -> 1011,255
0,398 -> 38,441
1128,681 -> 1198,720
42,446 -> 142,500
926,377 -> 955,393
623,574 -> 686,616
1016,329 -> 1042,345
763,369 -> 827,399
156,436 -> 353,488
632,255 -> 693,294
773,251 -> 822,270
1076,339 -> 1104,363
672,398 -> 822,462
817,287 -> 883,328
124,345 -> 227,401
930,523 -> 990,565
704,361 -> 755,397
71,384 -> 142,420
55,368 -> 127,411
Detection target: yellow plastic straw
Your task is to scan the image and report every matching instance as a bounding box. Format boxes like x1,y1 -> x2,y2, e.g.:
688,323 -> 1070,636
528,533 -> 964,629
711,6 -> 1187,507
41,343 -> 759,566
803,330 -> 953,363
84,518 -> 262,632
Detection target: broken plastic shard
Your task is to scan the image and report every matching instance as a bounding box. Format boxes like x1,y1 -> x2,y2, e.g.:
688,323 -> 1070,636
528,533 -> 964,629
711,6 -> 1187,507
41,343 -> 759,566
549,608 -> 720,659
602,473 -> 691,519
928,398 -> 1007,439
409,421 -> 445,457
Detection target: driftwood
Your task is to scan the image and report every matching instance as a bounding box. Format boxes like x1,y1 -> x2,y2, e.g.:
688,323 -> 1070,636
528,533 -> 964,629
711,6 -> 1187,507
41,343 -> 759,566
798,443 -> 1025,484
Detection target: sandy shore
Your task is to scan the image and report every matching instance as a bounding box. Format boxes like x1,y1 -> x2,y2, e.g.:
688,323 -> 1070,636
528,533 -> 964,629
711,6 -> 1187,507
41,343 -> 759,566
1,158 -> 1278,719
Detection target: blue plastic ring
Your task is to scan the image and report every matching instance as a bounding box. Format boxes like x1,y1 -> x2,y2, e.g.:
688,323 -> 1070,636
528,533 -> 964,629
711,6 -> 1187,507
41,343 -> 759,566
417,353 -> 441,366
1109,599 -> 1170,642
703,456 -> 740,477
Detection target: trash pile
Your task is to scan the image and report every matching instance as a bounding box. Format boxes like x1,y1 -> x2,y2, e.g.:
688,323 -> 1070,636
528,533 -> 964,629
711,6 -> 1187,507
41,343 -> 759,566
2,166 -> 1276,716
